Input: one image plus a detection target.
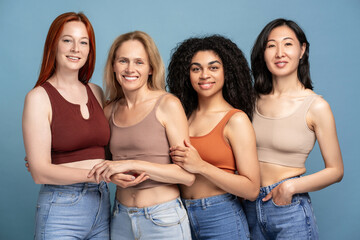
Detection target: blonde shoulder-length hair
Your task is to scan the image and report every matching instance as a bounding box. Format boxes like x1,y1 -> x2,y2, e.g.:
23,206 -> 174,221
104,31 -> 165,104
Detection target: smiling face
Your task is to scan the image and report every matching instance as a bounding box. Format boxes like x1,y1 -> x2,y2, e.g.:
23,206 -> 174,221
264,25 -> 306,79
189,50 -> 224,98
113,40 -> 152,93
55,21 -> 90,72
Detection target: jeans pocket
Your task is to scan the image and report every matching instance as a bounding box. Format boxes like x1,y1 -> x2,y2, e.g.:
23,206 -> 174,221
150,206 -> 186,227
52,191 -> 83,206
271,197 -> 300,208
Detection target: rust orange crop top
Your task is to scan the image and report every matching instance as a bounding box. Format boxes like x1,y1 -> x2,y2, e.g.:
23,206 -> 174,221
42,81 -> 110,164
190,109 -> 241,173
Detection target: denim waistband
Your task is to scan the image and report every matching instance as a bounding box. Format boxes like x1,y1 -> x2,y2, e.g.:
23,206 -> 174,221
114,197 -> 184,215
42,181 -> 107,192
260,176 -> 300,197
182,193 -> 236,208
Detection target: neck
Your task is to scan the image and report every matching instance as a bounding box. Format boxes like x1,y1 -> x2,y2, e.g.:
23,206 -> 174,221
52,68 -> 82,87
196,92 -> 228,113
122,86 -> 152,109
271,73 -> 304,96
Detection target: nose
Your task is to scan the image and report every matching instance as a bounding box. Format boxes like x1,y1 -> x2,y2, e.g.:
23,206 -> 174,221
275,46 -> 284,58
200,69 -> 210,80
125,62 -> 135,73
71,42 -> 79,53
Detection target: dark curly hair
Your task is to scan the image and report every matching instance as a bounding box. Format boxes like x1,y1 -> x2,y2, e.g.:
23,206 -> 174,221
251,18 -> 313,95
167,35 -> 255,120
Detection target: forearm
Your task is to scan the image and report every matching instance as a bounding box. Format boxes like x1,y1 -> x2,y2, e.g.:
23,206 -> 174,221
30,164 -> 96,185
199,162 -> 259,200
132,161 -> 195,186
286,167 -> 344,195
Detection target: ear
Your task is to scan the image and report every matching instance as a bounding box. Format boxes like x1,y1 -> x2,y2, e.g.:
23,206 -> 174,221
300,43 -> 306,59
149,67 -> 153,75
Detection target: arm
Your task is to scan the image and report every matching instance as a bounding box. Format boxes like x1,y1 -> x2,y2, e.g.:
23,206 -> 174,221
264,97 -> 344,205
170,112 -> 260,200
89,94 -> 195,186
22,87 -> 99,185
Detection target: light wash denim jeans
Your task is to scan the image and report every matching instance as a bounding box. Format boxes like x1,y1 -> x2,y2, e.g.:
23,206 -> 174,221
182,193 -> 250,240
34,182 -> 110,240
243,177 -> 319,240
111,197 -> 191,240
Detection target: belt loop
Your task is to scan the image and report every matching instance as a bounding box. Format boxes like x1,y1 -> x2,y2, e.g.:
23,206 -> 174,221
144,207 -> 150,219
201,198 -> 206,210
82,183 -> 88,195
177,197 -> 184,209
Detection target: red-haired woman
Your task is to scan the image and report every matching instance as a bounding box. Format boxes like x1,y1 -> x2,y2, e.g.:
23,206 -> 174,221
22,12 -> 141,239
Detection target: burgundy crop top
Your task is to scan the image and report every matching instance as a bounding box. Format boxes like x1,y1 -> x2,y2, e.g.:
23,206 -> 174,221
190,109 -> 241,173
42,81 -> 110,164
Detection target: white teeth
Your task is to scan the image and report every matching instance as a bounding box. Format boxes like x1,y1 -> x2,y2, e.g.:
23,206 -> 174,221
68,57 -> 80,60
125,76 -> 137,80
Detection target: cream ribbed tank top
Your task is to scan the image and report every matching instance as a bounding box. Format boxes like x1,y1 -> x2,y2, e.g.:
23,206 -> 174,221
252,95 -> 319,168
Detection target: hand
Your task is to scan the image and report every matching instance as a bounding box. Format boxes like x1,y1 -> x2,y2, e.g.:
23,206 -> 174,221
88,160 -> 132,183
24,156 -> 30,172
111,172 -> 149,188
262,180 -> 295,206
169,140 -> 205,174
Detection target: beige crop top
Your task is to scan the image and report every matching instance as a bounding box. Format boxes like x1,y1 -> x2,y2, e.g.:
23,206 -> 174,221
252,95 -> 319,168
109,94 -> 172,189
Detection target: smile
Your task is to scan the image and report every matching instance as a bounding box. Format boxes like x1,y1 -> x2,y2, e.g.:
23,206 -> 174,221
67,56 -> 80,61
123,76 -> 138,81
198,82 -> 215,90
275,61 -> 287,67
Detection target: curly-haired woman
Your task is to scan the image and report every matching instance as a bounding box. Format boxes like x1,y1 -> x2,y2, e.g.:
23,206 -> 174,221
168,35 -> 260,240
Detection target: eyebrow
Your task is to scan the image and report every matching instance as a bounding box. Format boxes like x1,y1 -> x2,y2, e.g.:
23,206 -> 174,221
190,60 -> 222,66
267,37 -> 294,42
61,35 -> 89,40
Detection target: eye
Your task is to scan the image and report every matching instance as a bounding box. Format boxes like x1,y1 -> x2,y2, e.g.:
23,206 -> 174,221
266,43 -> 275,48
285,42 -> 293,46
136,60 -> 144,65
118,59 -> 127,64
63,39 -> 72,43
80,41 -> 89,45
210,66 -> 219,71
190,67 -> 200,72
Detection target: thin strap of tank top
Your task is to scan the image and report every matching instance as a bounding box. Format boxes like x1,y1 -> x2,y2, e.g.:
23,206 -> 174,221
295,94 -> 319,116
215,109 -> 242,133
110,93 -> 168,123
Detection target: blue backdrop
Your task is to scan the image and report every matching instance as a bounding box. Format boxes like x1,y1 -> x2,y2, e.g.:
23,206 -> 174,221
1,0 -> 359,239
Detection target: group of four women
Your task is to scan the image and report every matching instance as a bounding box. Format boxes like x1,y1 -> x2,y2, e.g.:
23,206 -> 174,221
22,12 -> 343,240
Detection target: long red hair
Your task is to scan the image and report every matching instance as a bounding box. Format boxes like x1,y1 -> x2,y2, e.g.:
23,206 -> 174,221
34,12 -> 96,88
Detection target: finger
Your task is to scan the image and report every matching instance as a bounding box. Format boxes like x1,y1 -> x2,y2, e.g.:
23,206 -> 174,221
24,156 -> 28,162
262,192 -> 272,202
88,162 -> 106,177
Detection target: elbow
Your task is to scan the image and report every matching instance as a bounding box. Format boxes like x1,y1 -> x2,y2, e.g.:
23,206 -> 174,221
30,170 -> 48,184
335,168 -> 344,183
247,187 -> 260,201
184,174 -> 195,187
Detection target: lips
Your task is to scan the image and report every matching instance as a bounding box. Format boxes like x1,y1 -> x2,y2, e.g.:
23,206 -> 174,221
67,56 -> 81,61
275,61 -> 287,68
123,75 -> 138,81
198,82 -> 215,90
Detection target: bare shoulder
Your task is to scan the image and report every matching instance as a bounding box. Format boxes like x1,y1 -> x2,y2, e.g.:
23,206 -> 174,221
309,95 -> 332,116
103,102 -> 115,120
25,86 -> 50,106
158,93 -> 182,111
88,82 -> 105,106
227,110 -> 252,127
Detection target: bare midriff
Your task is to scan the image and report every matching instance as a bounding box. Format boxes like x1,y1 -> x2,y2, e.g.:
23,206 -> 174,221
260,162 -> 306,187
116,184 -> 180,208
180,174 -> 227,200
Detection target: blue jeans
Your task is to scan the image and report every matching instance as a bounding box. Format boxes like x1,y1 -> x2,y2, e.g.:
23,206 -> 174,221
243,177 -> 319,240
182,193 -> 250,240
111,197 -> 191,240
34,182 -> 110,240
